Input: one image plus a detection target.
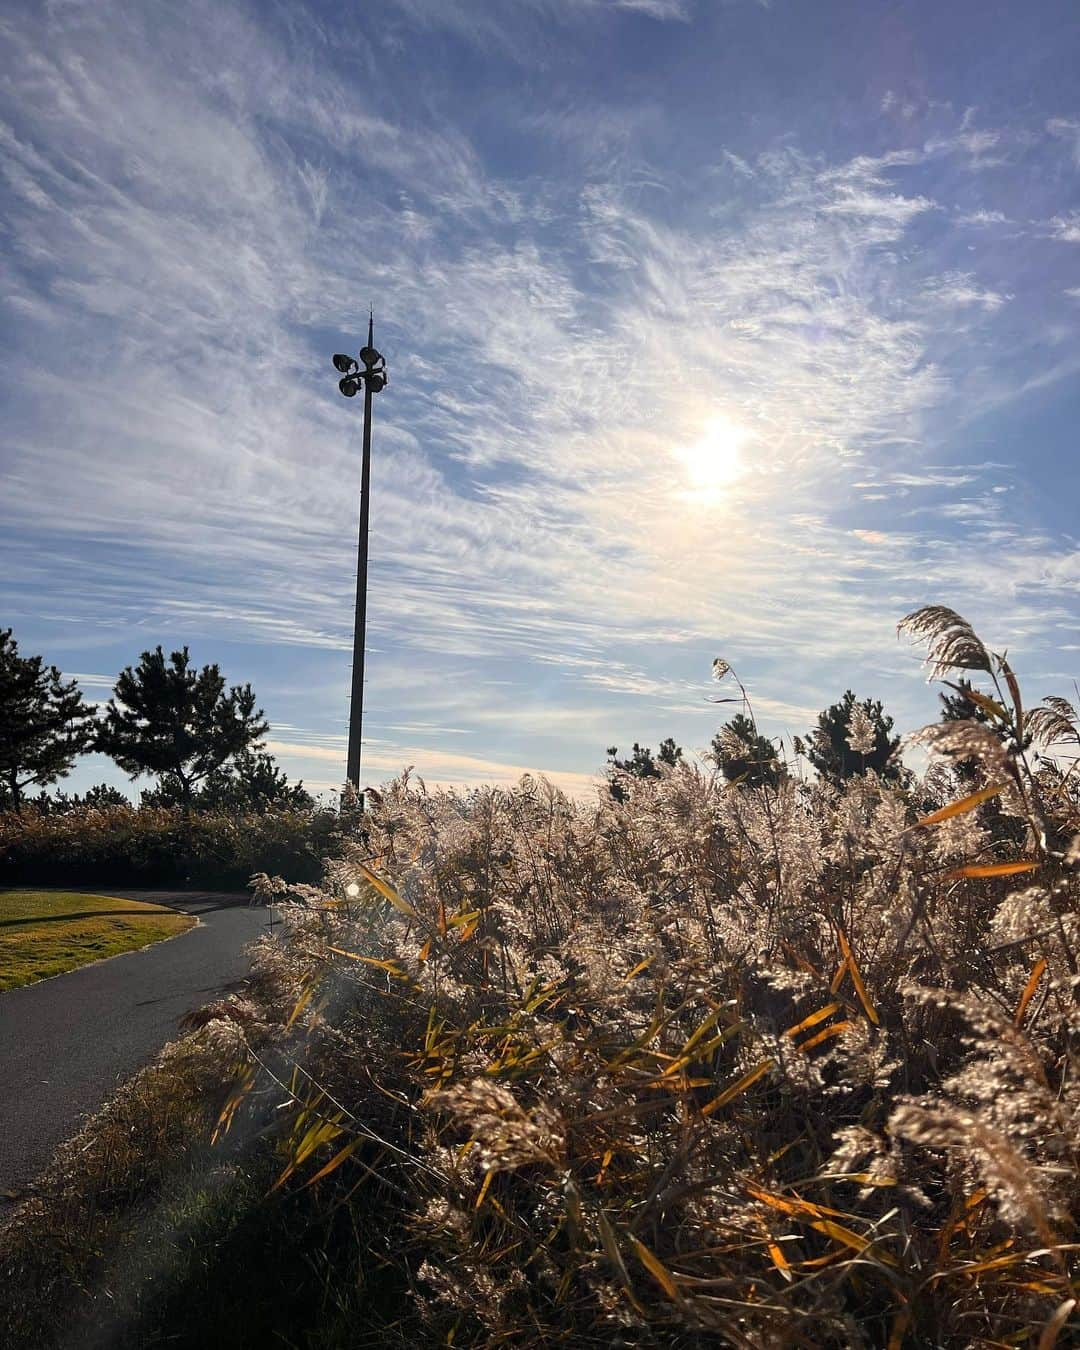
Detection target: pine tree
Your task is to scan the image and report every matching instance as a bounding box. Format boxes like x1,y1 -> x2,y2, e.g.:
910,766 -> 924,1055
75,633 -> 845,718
710,713 -> 784,788
605,738 -> 682,801
0,628 -> 97,809
806,690 -> 901,786
97,646 -> 268,806
142,748 -> 312,812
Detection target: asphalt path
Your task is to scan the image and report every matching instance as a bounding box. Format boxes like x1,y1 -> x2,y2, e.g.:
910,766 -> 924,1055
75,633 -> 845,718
0,891 -> 274,1201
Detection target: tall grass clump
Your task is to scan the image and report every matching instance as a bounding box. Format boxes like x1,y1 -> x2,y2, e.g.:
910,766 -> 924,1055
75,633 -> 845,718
2,606 -> 1076,1348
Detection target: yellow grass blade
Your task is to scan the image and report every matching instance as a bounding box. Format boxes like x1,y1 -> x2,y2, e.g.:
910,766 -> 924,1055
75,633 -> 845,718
913,785 -> 1003,829
936,1246 -> 1078,1280
211,1065 -> 255,1145
271,1118 -> 344,1192
284,982 -> 316,1031
624,958 -> 652,982
302,1135 -> 363,1188
629,1235 -> 683,1302
663,1011 -> 732,1077
943,681 -> 1009,722
809,1218 -> 875,1255
325,947 -> 407,978
1014,957 -> 1048,1027
475,1168 -> 495,1209
943,860 -> 1038,879
417,937 -> 432,963
798,1021 -> 854,1053
767,1240 -> 793,1282
830,958 -> 848,993
357,863 -> 418,919
837,929 -> 880,1026
700,1058 -> 775,1117
785,1001 -> 843,1039
745,1184 -> 850,1221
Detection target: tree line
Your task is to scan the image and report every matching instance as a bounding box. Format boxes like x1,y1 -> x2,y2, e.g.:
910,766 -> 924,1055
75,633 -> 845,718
606,682 -> 998,793
0,628 -> 310,813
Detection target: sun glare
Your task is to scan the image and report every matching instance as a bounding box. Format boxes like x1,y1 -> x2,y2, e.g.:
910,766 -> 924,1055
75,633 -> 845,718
673,414 -> 753,502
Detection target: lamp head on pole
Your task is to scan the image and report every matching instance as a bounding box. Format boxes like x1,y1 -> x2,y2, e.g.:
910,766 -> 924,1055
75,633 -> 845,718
332,312 -> 388,399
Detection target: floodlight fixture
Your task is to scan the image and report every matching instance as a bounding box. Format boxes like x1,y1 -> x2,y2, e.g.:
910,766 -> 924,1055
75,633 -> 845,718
333,353 -> 358,374
339,377 -> 359,397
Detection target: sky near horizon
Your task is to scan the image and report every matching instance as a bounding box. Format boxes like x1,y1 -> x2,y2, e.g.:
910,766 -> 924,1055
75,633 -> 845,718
2,0 -> 1079,801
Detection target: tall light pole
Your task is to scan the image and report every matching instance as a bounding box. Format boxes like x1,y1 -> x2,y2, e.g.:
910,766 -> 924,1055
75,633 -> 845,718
332,313 -> 388,792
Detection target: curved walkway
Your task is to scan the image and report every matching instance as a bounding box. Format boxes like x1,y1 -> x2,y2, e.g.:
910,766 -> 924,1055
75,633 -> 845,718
0,891 -> 273,1202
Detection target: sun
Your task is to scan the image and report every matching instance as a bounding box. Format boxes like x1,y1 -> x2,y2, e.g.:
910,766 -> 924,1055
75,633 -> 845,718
673,414 -> 753,502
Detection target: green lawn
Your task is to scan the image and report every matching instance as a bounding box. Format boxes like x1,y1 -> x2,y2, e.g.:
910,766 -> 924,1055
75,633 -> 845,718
0,890 -> 196,992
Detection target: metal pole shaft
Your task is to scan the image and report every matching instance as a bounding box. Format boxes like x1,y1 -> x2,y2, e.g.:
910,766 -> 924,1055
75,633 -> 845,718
346,376 -> 374,789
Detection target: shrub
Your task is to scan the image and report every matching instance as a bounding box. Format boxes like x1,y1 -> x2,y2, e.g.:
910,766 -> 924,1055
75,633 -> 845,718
0,801 -> 339,889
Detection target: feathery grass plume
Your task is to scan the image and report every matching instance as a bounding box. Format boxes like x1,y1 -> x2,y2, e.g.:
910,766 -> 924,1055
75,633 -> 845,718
1027,695 -> 1080,754
908,718 -> 1014,780
899,605 -> 993,680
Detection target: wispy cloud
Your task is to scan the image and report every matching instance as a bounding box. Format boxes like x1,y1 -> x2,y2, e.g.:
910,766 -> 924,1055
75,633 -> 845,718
1,0 -> 1078,796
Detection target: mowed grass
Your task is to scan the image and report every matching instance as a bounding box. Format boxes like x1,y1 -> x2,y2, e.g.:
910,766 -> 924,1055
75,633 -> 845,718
0,890 -> 196,991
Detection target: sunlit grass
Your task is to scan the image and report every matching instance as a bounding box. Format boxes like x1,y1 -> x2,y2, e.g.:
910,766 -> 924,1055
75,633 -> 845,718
0,605 -> 1076,1348
0,890 -> 195,991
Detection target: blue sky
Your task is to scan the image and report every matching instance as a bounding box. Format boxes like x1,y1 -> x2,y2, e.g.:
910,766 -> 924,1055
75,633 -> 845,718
2,0 -> 1079,799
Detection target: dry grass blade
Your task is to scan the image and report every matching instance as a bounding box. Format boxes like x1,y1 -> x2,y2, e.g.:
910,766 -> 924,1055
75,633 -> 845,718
913,784 -> 1003,829
785,1001 -> 843,1039
767,1240 -> 793,1281
837,929 -> 880,1026
700,1059 -> 775,1117
303,1135 -> 364,1188
357,862 -> 418,919
211,1063 -> 256,1145
284,981 -> 316,1031
942,680 -> 1009,722
596,1208 -> 644,1313
475,1168 -> 495,1208
1002,659 -> 1024,741
798,1021 -> 853,1053
1014,957 -> 1048,1027
809,1217 -> 882,1258
629,1235 -> 684,1302
943,861 -> 1039,879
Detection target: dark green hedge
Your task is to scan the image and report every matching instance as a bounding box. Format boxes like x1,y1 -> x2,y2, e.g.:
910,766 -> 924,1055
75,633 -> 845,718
0,803 -> 341,889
